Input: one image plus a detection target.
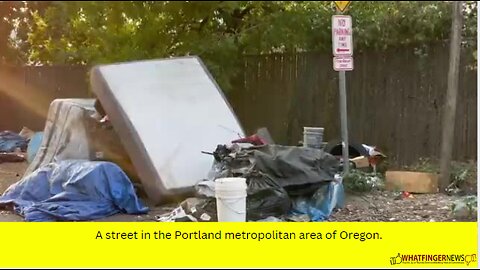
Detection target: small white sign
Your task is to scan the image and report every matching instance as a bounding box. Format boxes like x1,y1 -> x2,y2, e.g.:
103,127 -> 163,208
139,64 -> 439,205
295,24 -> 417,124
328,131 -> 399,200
332,15 -> 353,56
333,56 -> 354,71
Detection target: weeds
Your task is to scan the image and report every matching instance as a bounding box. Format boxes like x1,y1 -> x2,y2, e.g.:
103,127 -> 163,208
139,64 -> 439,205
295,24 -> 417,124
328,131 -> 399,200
343,169 -> 385,193
343,158 -> 476,195
405,158 -> 477,194
451,195 -> 478,220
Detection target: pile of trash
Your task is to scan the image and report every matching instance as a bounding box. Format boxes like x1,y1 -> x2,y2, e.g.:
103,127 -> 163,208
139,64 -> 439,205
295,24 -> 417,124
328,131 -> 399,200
0,57 -> 391,222
157,142 -> 346,222
0,128 -> 30,164
154,131 -> 393,222
0,130 -> 28,153
0,57 -> 247,222
0,160 -> 148,221
0,117 -> 150,221
0,127 -> 44,165
0,100 -> 149,222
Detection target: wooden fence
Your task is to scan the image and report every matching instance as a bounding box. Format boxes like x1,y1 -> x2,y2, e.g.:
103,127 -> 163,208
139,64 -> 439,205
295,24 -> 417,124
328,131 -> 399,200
0,65 -> 91,132
227,43 -> 477,166
0,42 -> 476,166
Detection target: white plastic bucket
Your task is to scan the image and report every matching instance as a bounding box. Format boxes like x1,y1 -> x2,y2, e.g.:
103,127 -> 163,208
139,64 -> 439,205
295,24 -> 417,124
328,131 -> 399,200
215,177 -> 247,222
303,127 -> 324,149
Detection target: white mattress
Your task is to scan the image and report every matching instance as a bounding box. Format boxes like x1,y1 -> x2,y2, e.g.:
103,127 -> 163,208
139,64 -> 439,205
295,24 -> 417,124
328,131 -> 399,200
90,56 -> 245,204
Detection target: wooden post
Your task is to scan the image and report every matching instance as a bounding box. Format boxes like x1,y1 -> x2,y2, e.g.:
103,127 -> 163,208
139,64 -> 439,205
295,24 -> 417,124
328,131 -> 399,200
439,1 -> 463,193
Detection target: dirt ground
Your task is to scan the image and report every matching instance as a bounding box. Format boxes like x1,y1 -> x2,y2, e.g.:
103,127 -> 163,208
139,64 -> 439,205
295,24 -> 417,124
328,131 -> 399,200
0,162 -> 28,222
329,190 -> 467,222
0,161 -> 476,222
0,162 -> 27,196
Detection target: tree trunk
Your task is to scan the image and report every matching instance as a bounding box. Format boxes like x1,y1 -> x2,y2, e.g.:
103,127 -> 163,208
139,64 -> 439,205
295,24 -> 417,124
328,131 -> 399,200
439,1 -> 463,193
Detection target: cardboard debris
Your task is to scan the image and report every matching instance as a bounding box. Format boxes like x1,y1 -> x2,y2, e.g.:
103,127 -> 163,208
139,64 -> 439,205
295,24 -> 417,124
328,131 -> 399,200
350,156 -> 370,168
385,171 -> 439,193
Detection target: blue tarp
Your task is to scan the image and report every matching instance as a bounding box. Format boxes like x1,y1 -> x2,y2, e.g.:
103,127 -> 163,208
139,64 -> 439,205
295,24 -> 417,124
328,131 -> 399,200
0,160 -> 149,221
27,132 -> 43,163
291,181 -> 345,221
0,131 -> 28,152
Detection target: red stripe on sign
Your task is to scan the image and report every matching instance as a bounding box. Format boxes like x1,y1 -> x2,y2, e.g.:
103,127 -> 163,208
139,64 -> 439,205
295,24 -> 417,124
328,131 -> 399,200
337,48 -> 350,52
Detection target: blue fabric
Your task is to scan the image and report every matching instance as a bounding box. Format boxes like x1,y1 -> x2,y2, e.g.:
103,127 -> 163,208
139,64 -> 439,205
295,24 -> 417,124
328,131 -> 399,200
0,131 -> 28,152
0,160 -> 149,221
27,132 -> 43,163
291,181 -> 345,221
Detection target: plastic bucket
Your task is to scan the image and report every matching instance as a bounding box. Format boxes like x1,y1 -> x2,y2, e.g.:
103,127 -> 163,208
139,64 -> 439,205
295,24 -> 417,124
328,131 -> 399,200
303,127 -> 324,149
215,177 -> 247,222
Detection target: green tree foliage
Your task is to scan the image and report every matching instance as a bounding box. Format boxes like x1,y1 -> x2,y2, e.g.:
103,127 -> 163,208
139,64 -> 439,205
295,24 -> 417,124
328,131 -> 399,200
3,1 -> 477,90
0,1 -> 25,63
0,1 -> 52,64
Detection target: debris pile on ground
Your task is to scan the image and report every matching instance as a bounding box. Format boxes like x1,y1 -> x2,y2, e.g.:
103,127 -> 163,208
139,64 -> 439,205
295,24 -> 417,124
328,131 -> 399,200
0,130 -> 31,164
0,160 -> 148,221
1,57 -> 247,221
158,142 -> 345,222
0,130 -> 28,153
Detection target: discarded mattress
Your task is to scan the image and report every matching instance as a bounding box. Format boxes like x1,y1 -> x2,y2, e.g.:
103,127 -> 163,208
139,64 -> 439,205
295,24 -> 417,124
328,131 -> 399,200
23,99 -> 138,186
90,56 -> 245,204
0,131 -> 28,152
23,99 -> 96,176
0,160 -> 148,221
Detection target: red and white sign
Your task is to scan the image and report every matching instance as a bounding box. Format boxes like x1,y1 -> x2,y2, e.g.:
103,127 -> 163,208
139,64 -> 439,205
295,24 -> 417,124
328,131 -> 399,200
333,56 -> 354,71
332,15 -> 353,56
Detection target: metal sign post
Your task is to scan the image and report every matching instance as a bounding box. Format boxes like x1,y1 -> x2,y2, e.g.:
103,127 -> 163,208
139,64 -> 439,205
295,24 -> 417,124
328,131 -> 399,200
338,66 -> 349,174
332,2 -> 353,174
